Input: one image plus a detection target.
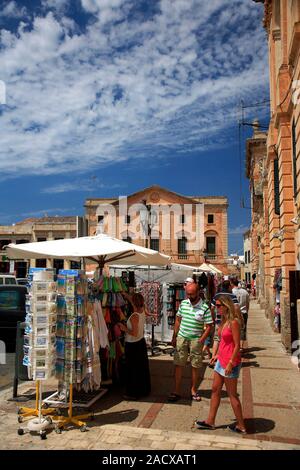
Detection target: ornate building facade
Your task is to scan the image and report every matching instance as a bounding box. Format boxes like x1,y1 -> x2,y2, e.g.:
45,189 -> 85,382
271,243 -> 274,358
250,0 -> 300,350
85,185 -> 229,273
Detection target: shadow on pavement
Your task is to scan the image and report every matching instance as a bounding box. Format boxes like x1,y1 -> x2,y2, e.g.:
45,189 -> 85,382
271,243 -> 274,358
243,347 -> 266,354
241,361 -> 260,368
244,417 -> 275,434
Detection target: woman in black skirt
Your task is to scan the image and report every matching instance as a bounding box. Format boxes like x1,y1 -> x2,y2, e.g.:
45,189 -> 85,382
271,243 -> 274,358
118,292 -> 151,400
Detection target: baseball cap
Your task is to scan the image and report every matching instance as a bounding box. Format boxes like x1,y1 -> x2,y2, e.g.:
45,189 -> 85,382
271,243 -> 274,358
184,277 -> 194,283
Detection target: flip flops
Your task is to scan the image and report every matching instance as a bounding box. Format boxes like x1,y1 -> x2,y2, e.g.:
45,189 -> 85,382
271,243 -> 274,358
191,391 -> 201,401
228,423 -> 247,434
167,393 -> 181,402
195,420 -> 215,430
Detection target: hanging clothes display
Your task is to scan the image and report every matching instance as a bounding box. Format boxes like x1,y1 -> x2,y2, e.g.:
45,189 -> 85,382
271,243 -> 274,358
89,275 -> 128,383
140,282 -> 163,326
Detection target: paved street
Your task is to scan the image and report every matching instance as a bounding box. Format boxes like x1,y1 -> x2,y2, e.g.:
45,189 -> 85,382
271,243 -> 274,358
0,300 -> 299,450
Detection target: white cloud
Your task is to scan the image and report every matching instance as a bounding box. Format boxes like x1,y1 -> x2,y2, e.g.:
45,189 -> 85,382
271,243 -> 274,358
0,1 -> 27,19
228,225 -> 250,235
41,179 -> 125,193
0,0 -> 268,180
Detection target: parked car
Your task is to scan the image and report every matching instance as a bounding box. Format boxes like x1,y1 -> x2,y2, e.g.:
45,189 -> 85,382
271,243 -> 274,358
0,285 -> 27,352
0,274 -> 17,285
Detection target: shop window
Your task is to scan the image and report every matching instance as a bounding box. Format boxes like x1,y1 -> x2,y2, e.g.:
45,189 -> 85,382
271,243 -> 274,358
208,214 -> 214,224
150,238 -> 159,251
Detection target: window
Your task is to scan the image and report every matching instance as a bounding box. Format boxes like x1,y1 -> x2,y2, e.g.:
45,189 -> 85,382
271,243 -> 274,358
244,252 -> 247,264
180,214 -> 185,224
274,158 -> 280,215
123,236 -> 132,243
70,261 -> 81,270
16,239 -> 28,244
125,215 -> 131,225
53,259 -> 64,272
0,290 -> 21,311
98,215 -> 104,223
292,119 -> 298,199
206,236 -> 216,254
178,237 -> 187,254
36,259 -> 47,268
0,240 -> 12,250
150,238 -> 159,251
37,238 -> 46,242
208,214 -> 214,224
248,250 -> 251,264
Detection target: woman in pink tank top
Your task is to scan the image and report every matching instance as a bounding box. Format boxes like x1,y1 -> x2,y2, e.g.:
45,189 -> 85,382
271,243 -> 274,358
195,294 -> 247,434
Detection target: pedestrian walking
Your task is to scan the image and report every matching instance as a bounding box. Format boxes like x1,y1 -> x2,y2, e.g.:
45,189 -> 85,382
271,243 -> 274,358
195,295 -> 247,434
168,283 -> 213,402
230,278 -> 250,352
118,292 -> 151,400
210,280 -> 241,366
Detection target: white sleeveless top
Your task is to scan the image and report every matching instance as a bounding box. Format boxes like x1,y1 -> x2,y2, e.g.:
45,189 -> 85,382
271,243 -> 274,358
125,311 -> 145,343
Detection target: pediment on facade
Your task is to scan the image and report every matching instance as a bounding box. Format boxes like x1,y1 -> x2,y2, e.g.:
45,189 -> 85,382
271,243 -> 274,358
113,185 -> 198,206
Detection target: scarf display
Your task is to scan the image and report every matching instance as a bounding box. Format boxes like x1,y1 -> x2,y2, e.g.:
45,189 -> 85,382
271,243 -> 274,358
140,281 -> 163,326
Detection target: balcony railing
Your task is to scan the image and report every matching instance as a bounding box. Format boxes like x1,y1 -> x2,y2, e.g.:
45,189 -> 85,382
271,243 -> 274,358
178,254 -> 188,260
205,254 -> 216,260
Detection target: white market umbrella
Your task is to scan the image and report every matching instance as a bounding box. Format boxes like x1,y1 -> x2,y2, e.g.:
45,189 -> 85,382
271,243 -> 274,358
197,262 -> 222,275
5,234 -> 170,268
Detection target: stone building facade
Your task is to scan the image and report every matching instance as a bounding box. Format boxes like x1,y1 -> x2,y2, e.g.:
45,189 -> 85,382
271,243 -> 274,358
84,185 -> 229,273
251,0 -> 300,350
0,216 -> 84,277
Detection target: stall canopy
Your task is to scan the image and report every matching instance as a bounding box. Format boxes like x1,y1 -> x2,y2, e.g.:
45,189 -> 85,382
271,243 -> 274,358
110,262 -> 195,283
197,262 -> 223,275
5,234 -> 171,268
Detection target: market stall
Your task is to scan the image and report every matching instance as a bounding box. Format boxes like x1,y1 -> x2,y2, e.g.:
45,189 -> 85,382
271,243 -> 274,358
6,235 -> 170,436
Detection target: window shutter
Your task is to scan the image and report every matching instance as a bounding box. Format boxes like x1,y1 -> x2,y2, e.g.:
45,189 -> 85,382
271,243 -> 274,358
274,158 -> 280,215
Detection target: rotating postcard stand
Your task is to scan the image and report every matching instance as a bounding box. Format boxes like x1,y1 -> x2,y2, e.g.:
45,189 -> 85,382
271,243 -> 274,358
18,270 -> 57,438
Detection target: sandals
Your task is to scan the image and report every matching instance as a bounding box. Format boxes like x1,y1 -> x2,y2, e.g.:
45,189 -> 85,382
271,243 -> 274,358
195,420 -> 215,430
228,423 -> 247,434
167,393 -> 181,402
191,391 -> 201,401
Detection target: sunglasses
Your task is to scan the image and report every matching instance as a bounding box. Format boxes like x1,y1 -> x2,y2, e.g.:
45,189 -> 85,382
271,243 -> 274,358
215,303 -> 223,307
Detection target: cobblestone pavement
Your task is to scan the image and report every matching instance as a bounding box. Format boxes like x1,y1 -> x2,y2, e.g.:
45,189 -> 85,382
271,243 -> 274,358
0,300 -> 299,450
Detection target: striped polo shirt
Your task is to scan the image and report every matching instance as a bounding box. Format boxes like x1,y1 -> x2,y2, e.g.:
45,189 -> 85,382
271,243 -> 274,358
177,299 -> 213,340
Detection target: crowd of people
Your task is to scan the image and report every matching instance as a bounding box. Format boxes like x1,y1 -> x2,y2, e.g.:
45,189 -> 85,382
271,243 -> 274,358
117,275 -> 251,434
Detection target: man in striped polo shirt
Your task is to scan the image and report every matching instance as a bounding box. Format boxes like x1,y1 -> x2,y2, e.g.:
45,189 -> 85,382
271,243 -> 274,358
168,283 -> 213,402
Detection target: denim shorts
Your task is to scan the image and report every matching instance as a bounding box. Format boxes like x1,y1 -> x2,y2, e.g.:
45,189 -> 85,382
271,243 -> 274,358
214,359 -> 241,379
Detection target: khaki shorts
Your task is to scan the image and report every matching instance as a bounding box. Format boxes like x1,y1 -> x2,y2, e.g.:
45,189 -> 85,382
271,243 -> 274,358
174,336 -> 203,368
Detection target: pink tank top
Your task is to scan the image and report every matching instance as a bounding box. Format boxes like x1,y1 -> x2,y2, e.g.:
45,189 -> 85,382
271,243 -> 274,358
218,324 -> 241,369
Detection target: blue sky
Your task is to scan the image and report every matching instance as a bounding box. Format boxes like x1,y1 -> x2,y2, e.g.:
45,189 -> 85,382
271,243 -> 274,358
0,0 -> 269,254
